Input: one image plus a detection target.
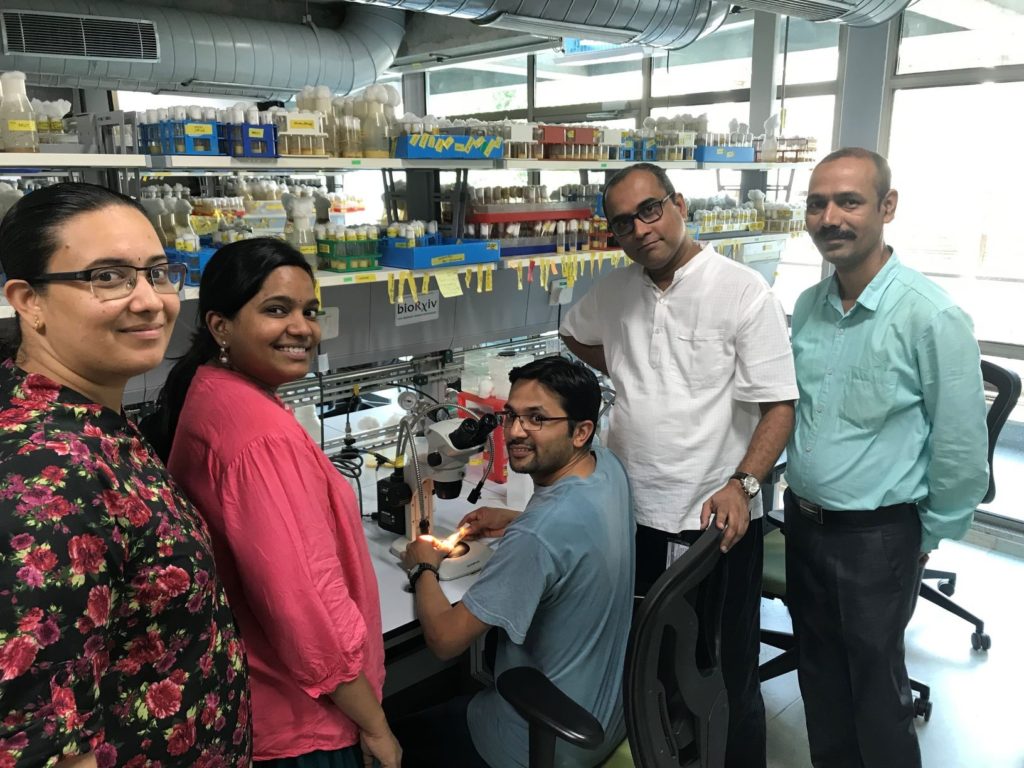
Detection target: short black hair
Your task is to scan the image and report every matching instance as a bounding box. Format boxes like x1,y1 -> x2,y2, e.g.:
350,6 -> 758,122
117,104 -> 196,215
816,147 -> 892,206
602,162 -> 676,216
508,356 -> 601,447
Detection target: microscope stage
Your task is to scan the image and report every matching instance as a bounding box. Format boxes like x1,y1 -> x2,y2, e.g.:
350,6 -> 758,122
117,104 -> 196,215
390,530 -> 493,581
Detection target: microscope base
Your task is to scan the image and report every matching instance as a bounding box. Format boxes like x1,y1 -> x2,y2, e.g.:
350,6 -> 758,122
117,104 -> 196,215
390,531 -> 493,581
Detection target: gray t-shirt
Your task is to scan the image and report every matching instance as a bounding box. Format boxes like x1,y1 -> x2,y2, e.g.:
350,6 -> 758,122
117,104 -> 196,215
463,446 -> 636,768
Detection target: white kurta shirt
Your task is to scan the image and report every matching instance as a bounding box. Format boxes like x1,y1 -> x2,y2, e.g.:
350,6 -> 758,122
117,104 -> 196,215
560,246 -> 798,532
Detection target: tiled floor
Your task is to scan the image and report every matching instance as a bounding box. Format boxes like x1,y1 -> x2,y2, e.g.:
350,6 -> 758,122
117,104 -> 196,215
762,539 -> 1024,768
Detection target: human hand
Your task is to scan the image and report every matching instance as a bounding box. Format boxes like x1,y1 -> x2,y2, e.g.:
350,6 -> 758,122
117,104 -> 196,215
699,482 -> 751,553
401,536 -> 447,571
457,506 -> 519,540
361,725 -> 402,768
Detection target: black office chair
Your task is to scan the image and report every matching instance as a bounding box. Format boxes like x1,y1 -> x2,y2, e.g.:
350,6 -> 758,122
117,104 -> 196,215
497,525 -> 730,768
760,359 -> 1022,719
917,359 -> 1021,651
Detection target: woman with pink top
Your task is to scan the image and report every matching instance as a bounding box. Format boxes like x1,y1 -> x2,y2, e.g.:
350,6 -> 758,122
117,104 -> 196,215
147,238 -> 399,768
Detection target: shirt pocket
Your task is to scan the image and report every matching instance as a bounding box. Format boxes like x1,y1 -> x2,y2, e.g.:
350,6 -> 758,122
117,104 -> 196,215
671,331 -> 730,388
838,367 -> 897,431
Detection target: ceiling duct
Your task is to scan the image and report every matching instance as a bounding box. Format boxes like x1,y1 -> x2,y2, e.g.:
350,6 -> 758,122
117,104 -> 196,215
348,0 -> 732,50
0,0 -> 404,99
737,0 -> 911,25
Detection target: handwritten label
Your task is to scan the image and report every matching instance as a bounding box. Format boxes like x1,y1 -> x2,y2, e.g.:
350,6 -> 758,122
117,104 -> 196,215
431,253 -> 465,267
185,123 -> 214,136
7,120 -> 35,132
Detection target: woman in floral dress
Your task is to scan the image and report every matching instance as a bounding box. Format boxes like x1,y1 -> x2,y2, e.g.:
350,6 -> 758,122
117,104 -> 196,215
0,183 -> 252,767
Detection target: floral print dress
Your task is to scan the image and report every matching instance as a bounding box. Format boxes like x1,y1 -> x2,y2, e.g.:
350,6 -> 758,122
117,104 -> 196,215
0,362 -> 252,767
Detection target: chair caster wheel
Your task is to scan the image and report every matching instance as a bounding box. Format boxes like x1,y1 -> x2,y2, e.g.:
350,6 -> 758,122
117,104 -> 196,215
938,580 -> 955,597
914,696 -> 932,721
971,632 -> 991,651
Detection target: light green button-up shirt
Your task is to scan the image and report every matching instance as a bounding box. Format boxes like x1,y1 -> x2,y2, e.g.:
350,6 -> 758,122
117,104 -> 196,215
786,252 -> 989,552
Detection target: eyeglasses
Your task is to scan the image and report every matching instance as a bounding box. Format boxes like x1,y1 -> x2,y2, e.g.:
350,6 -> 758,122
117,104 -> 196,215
498,410 -> 572,432
31,262 -> 187,301
608,194 -> 675,238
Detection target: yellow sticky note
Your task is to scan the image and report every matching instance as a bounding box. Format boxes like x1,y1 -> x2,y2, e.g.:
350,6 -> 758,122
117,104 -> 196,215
406,272 -> 419,303
313,278 -> 322,308
484,267 -> 493,292
396,273 -> 406,303
386,272 -> 396,304
463,269 -> 474,291
435,270 -> 463,298
420,273 -> 431,294
516,264 -> 524,290
476,265 -> 483,293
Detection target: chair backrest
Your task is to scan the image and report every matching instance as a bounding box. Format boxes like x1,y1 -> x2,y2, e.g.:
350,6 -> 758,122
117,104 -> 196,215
981,360 -> 1022,504
623,526 -> 729,768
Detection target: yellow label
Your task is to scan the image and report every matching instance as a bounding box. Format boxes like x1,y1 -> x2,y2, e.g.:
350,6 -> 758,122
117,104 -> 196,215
431,253 -> 465,266
185,123 -> 214,136
355,273 -> 377,283
299,245 -> 317,256
485,242 -> 498,251
248,127 -> 264,139
318,243 -> 331,254
435,271 -> 463,298
7,119 -> 35,132
287,117 -> 316,131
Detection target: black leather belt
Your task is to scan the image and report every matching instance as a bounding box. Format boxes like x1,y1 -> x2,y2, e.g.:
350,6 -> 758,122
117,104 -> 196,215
789,490 -> 917,527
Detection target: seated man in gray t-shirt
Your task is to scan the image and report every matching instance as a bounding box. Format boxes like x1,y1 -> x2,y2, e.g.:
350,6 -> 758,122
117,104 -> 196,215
398,356 -> 636,768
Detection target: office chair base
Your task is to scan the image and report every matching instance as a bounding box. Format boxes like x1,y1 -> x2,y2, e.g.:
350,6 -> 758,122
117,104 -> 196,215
971,631 -> 992,651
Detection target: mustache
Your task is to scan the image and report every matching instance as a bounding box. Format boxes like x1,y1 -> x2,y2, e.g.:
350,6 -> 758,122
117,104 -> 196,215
507,439 -> 534,448
815,227 -> 856,241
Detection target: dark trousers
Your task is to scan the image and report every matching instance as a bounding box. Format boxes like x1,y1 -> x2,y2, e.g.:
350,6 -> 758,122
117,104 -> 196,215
392,694 -> 490,768
784,489 -> 923,768
636,519 -> 766,768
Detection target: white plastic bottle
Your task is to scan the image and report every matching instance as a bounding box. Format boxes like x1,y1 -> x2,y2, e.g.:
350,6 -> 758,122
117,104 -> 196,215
0,72 -> 38,152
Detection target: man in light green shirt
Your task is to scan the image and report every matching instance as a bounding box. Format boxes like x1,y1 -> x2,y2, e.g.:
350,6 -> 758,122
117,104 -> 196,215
785,148 -> 988,768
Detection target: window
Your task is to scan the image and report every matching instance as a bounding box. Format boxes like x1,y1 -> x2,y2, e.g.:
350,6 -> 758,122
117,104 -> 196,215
651,20 -> 754,97
887,81 -> 1024,345
535,49 -> 642,109
426,54 -> 528,116
775,17 -> 839,86
774,94 -> 834,151
897,0 -> 1024,75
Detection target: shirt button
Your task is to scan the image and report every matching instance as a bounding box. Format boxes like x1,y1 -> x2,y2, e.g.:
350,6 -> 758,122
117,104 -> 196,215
826,368 -> 833,376
838,329 -> 845,335
815,406 -> 823,413
804,446 -> 812,452
654,328 -> 662,334
658,298 -> 666,305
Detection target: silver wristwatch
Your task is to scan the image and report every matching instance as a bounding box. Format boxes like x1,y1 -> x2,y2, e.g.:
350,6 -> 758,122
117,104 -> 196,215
730,472 -> 761,499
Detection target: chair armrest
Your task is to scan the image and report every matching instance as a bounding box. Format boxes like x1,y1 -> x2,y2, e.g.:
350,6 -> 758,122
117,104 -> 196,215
497,667 -> 605,750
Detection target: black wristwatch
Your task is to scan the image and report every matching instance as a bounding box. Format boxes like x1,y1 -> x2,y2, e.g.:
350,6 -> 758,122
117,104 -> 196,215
730,472 -> 761,499
407,562 -> 439,591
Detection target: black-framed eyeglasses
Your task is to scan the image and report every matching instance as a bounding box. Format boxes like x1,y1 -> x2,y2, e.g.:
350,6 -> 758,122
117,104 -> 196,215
498,410 -> 572,433
31,262 -> 187,302
608,193 -> 675,238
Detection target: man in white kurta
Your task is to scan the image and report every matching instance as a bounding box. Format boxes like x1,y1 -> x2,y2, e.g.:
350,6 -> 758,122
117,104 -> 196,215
561,163 -> 797,768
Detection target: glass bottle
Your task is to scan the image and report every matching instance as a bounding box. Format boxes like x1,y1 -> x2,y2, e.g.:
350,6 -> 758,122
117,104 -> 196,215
0,72 -> 38,152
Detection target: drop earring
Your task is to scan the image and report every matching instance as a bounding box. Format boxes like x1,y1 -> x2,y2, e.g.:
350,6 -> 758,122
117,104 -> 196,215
218,342 -> 230,366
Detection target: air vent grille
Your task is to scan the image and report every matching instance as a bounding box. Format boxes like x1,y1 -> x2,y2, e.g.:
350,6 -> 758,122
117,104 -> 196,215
2,10 -> 158,61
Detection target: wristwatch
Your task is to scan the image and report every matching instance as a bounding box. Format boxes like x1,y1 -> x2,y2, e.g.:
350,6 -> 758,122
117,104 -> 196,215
730,472 -> 761,499
407,562 -> 439,591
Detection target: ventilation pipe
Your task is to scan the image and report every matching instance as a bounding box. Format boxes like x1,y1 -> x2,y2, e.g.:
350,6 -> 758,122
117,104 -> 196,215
348,0 -> 732,50
0,1 -> 404,99
737,0 -> 910,26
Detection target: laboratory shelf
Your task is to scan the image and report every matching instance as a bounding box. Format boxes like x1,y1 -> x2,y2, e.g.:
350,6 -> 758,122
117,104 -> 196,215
500,159 -> 698,171
696,161 -> 816,171
0,153 -> 148,169
147,156 -> 496,172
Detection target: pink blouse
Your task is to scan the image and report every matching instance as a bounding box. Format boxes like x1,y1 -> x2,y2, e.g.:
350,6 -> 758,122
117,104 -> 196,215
168,365 -> 384,761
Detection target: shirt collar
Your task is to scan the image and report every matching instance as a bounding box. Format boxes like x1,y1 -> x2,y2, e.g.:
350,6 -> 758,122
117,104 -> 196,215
640,243 -> 711,291
825,249 -> 901,314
